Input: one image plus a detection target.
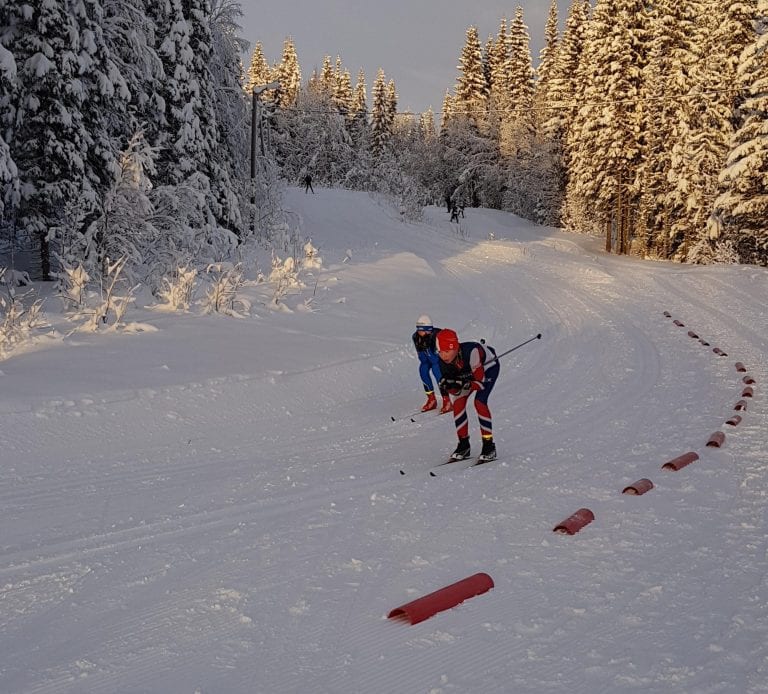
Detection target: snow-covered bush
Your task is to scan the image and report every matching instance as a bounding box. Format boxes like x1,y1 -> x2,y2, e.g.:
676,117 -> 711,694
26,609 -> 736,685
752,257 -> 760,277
156,266 -> 198,311
302,240 -> 322,269
201,262 -> 250,317
54,262 -> 90,312
0,271 -> 45,358
77,257 -> 137,332
0,267 -> 30,287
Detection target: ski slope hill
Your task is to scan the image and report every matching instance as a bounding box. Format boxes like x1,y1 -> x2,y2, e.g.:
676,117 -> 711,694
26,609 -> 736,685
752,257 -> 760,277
1,187 -> 766,693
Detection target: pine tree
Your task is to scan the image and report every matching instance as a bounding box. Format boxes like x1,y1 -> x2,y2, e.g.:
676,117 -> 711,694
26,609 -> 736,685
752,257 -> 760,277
349,68 -> 368,143
485,20 -> 509,142
532,0 -> 560,137
454,26 -> 488,128
712,0 -> 768,264
565,0 -> 647,252
370,69 -> 391,157
637,0 -> 703,258
542,0 -> 590,145
333,67 -> 354,116
386,80 -> 398,134
440,90 -> 455,133
1,0 -> 105,278
500,8 -> 534,156
319,55 -> 335,97
246,42 -> 271,93
0,44 -> 19,221
419,109 -> 436,140
275,37 -> 301,107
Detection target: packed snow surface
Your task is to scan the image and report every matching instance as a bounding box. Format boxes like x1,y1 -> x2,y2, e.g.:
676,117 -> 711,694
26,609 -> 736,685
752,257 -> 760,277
1,188 -> 766,693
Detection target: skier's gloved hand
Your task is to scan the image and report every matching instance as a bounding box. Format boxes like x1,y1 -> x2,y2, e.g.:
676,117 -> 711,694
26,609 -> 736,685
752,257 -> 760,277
439,376 -> 465,394
457,380 -> 473,397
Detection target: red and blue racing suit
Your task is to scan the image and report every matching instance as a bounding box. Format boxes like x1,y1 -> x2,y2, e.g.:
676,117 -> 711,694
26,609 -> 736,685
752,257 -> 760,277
440,341 -> 499,438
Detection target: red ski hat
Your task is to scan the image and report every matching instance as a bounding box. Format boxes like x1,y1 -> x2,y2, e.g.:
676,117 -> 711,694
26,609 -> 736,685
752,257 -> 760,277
436,329 -> 459,352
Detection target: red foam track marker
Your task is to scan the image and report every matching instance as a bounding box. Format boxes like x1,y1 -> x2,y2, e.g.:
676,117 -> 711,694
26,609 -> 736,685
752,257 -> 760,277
687,330 -> 699,339
663,311 -> 672,318
662,451 -> 699,471
742,386 -> 754,398
726,415 -> 742,426
673,320 -> 685,327
622,478 -> 654,496
706,431 -> 726,448
553,508 -> 595,535
735,362 -> 747,373
734,399 -> 748,411
387,573 -> 494,625
742,375 -> 755,385
713,347 -> 728,356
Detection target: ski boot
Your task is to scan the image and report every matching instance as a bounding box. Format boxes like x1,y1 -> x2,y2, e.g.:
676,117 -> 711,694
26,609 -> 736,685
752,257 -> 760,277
440,395 -> 452,414
476,437 -> 497,464
421,392 -> 437,412
448,436 -> 471,462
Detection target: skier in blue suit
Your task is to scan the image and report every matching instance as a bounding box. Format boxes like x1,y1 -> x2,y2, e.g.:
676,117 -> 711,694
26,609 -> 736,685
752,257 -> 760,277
412,314 -> 452,413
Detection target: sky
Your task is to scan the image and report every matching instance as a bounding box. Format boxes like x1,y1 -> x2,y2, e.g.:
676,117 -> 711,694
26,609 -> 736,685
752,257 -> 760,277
1,186 -> 766,693
240,1 -> 572,115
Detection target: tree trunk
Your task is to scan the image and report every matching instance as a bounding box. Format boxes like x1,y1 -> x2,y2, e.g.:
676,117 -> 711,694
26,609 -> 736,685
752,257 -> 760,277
38,230 -> 51,281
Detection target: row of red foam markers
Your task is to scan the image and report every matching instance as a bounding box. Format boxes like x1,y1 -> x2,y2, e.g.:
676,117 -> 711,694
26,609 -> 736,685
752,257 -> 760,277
388,311 -> 755,625
553,311 -> 755,536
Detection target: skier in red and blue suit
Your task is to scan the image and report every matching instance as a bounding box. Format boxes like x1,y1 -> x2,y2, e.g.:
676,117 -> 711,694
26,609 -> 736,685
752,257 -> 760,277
436,328 -> 499,462
412,314 -> 452,414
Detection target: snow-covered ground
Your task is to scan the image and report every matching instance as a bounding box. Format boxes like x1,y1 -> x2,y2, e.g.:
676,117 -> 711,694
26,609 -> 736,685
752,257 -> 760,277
1,187 -> 766,694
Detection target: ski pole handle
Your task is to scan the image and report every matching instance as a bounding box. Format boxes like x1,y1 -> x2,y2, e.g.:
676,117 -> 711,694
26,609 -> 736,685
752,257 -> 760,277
484,332 -> 542,366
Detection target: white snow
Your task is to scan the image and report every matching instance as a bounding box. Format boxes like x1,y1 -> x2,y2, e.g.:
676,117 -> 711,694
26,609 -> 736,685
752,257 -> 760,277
1,187 -> 766,693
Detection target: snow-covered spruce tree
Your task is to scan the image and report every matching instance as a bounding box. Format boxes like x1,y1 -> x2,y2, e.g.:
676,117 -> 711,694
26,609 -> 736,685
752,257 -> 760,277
79,132 -> 158,286
370,68 -> 392,158
207,0 -> 249,226
711,0 -> 768,265
636,0 -> 704,259
275,37 -> 301,108
454,26 -> 488,132
102,0 -> 165,150
348,68 -> 368,146
146,0 -> 241,259
533,0 -> 560,137
439,25 -> 504,210
1,0 -> 126,280
565,0 -> 647,253
540,0 -> 590,171
485,19 -> 509,143
245,41 -> 271,94
0,42 -> 19,222
665,0 -> 747,262
333,66 -> 354,117
499,7 -> 546,221
182,0 -> 242,236
500,8 -> 534,158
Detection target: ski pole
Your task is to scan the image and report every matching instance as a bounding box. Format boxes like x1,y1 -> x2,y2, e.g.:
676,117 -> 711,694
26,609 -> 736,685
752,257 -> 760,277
393,333 -> 541,421
391,408 -> 431,423
483,332 -> 542,366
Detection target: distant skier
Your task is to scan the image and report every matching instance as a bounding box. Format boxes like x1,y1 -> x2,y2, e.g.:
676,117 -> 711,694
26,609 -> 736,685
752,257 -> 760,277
436,328 -> 499,463
412,315 -> 452,414
449,201 -> 460,223
303,173 -> 314,194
